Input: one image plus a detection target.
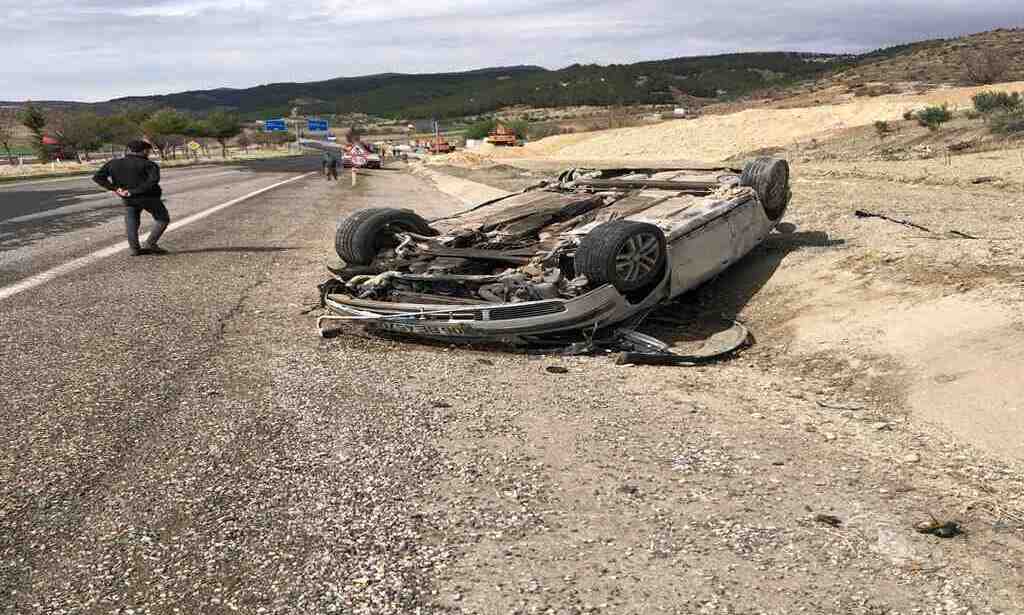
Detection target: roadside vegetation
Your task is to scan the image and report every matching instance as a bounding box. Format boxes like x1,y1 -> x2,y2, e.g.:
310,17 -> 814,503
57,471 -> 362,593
915,104 -> 953,131
10,104 -> 252,162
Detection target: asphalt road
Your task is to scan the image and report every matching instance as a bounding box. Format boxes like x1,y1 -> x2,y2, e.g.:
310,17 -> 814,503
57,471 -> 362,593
0,159 -> 460,613
0,157 -> 318,288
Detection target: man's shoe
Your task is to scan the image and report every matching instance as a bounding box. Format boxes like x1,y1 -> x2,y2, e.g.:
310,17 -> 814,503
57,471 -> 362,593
129,247 -> 151,256
143,244 -> 168,255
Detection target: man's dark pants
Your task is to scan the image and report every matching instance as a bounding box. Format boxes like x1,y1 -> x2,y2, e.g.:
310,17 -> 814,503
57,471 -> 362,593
124,198 -> 170,250
327,166 -> 338,181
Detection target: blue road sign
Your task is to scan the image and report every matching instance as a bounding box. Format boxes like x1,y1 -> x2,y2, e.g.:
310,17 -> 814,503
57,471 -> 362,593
307,118 -> 328,132
264,119 -> 288,132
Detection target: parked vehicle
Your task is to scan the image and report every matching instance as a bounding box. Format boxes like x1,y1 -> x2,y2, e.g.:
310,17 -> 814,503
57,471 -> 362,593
320,158 -> 791,346
485,123 -> 518,146
301,139 -> 382,169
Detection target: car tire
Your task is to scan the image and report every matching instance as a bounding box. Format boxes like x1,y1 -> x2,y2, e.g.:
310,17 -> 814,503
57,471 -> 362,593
335,208 -> 436,265
575,220 -> 667,293
740,157 -> 790,220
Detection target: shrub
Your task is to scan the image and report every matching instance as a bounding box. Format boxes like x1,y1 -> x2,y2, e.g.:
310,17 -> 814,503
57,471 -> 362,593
972,90 -> 1022,116
916,105 -> 952,131
991,110 -> 1024,135
961,48 -> 1010,85
873,120 -> 892,138
902,109 -> 916,121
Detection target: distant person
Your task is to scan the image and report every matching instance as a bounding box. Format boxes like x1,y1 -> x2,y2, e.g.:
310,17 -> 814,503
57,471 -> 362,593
321,151 -> 332,176
92,140 -> 169,256
324,153 -> 340,181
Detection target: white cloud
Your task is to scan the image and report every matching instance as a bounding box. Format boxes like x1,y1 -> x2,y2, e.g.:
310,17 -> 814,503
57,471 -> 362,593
1,0 -> 1021,101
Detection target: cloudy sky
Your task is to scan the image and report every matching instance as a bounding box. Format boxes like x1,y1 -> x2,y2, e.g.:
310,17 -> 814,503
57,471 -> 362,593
3,0 -> 1022,101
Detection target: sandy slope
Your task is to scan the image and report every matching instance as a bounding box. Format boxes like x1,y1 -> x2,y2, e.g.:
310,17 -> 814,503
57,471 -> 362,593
495,81 -> 1024,163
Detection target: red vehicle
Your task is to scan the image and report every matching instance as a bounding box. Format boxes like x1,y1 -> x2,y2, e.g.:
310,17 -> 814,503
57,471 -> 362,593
341,143 -> 383,169
429,138 -> 454,154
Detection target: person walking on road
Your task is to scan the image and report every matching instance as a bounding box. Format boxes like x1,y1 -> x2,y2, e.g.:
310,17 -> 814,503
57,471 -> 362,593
92,140 -> 170,256
324,153 -> 340,181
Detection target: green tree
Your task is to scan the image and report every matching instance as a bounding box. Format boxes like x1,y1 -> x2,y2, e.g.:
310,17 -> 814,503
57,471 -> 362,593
124,106 -> 155,126
17,103 -> 49,160
58,112 -> 105,161
196,111 -> 242,157
98,114 -> 141,156
916,105 -> 952,131
141,108 -> 190,159
0,108 -> 17,164
972,91 -> 1022,119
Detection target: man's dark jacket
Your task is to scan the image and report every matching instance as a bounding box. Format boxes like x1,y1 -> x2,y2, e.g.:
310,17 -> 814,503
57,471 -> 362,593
92,153 -> 162,200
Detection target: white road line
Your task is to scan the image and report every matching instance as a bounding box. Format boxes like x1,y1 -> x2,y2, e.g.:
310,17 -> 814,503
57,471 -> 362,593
0,172 -> 314,302
1,171 -> 252,226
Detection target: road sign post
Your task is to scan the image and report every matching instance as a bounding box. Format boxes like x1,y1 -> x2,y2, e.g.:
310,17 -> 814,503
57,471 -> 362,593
264,119 -> 288,132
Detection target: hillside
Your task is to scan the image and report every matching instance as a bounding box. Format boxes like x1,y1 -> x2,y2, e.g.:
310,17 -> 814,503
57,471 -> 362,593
825,27 -> 1024,86
10,53 -> 845,121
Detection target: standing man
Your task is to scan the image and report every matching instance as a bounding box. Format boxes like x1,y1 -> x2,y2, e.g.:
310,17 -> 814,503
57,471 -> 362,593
324,153 -> 340,181
92,140 -> 170,255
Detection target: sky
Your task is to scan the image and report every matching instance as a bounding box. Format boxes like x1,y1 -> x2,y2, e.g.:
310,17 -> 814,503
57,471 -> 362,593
3,0 -> 1022,102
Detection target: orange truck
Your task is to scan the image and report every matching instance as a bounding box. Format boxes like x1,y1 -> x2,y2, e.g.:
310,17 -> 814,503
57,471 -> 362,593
485,123 -> 517,146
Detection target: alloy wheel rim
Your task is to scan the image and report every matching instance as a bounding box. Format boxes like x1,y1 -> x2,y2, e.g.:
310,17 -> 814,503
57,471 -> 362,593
614,233 -> 660,282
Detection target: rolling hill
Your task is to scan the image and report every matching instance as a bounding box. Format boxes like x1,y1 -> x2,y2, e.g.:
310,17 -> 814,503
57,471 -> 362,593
18,53 -> 846,121
6,27 -> 1023,121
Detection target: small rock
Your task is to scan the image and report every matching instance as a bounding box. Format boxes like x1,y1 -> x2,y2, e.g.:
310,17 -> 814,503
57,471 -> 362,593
902,453 -> 921,463
476,358 -> 494,366
617,484 -> 639,495
545,366 -> 569,374
824,432 -> 837,442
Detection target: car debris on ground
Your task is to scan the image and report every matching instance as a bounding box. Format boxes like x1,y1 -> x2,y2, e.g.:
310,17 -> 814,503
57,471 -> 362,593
316,158 -> 792,361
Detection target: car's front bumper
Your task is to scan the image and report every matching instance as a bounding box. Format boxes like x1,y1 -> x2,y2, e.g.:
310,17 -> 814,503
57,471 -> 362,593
323,284 -> 640,343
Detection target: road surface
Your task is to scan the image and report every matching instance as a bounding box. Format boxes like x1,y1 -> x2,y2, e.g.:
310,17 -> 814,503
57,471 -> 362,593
1,158 -> 1021,614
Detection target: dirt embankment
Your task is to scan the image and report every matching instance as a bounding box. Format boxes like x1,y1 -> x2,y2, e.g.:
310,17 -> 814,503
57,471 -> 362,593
402,155 -> 1024,614
484,81 -> 1024,163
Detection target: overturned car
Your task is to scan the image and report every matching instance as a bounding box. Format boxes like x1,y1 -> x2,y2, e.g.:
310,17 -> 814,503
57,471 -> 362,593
318,158 -> 790,347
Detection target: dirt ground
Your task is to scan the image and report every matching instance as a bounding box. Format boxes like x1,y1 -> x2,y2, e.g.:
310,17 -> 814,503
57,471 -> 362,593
405,158 -> 1024,613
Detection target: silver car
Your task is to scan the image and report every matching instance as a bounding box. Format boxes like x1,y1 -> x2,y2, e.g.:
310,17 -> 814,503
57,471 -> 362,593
319,158 -> 790,346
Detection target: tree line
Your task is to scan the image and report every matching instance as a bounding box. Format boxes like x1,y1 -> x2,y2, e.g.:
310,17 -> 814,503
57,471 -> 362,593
1,104 -> 271,163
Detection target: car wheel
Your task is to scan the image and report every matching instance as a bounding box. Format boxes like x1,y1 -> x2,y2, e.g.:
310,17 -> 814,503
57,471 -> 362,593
575,220 -> 667,293
740,157 -> 790,220
335,208 -> 437,265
